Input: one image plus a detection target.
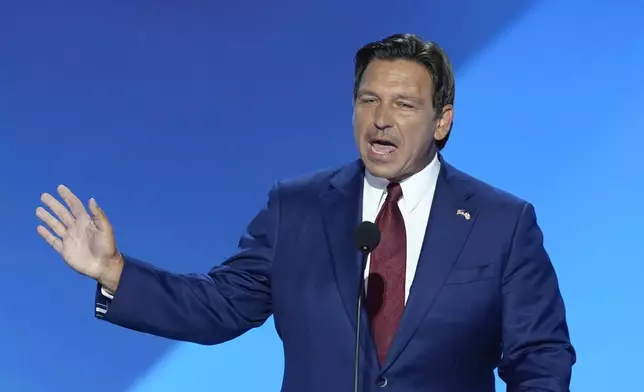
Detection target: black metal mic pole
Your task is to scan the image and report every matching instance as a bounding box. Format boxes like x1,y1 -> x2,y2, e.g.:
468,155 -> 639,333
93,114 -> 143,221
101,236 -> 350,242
353,221 -> 380,392
354,250 -> 369,392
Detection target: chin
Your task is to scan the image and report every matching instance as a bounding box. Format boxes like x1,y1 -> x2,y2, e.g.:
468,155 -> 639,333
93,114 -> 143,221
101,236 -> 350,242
363,160 -> 400,180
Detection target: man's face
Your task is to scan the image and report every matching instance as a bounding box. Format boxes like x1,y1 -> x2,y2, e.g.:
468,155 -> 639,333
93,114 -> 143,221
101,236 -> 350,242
353,59 -> 452,182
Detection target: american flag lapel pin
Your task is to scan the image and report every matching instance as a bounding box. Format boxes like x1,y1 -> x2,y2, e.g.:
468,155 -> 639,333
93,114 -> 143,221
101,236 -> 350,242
456,209 -> 471,220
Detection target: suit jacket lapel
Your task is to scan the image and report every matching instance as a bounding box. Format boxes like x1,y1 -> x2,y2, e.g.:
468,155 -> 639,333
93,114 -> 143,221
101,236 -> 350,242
319,160 -> 365,332
381,157 -> 479,371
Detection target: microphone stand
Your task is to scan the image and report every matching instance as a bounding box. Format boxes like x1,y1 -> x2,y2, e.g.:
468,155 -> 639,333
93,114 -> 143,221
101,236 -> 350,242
354,248 -> 370,392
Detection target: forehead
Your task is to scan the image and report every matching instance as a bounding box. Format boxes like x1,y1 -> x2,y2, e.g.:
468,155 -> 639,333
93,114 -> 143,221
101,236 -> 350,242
359,59 -> 433,98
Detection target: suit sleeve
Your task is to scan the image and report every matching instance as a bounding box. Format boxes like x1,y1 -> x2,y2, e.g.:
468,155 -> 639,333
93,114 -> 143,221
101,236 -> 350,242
93,184 -> 281,345
497,203 -> 576,391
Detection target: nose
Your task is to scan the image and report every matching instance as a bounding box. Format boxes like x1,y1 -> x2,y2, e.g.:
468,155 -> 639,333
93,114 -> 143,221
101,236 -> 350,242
373,104 -> 393,131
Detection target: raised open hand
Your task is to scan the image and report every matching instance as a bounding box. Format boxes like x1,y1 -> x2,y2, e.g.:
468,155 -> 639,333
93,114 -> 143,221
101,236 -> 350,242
36,185 -> 121,283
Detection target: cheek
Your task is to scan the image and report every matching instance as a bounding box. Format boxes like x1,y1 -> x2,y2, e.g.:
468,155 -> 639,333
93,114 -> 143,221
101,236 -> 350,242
353,118 -> 368,138
401,123 -> 435,151
352,122 -> 362,140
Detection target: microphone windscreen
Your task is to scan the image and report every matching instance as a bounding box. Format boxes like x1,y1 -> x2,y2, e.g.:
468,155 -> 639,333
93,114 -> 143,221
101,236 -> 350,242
355,221 -> 380,254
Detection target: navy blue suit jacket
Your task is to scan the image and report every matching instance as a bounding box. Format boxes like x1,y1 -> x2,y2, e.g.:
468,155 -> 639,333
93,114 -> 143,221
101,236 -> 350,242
96,155 -> 575,392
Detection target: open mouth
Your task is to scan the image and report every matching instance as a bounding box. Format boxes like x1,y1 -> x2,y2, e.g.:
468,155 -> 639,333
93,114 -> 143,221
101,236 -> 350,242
370,139 -> 397,155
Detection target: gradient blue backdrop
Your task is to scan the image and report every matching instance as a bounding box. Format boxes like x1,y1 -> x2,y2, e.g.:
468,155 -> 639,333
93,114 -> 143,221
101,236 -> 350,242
1,0 -> 642,391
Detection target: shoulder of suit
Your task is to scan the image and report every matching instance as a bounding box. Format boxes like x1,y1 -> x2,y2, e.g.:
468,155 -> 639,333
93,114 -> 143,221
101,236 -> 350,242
270,161 -> 355,197
444,161 -> 530,211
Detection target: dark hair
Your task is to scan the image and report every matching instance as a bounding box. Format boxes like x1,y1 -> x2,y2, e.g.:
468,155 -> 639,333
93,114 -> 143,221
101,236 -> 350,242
353,34 -> 455,150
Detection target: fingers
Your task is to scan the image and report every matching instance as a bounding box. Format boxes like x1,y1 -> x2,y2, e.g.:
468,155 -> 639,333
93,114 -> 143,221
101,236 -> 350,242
37,225 -> 63,253
40,192 -> 75,227
88,197 -> 113,234
57,184 -> 89,220
36,206 -> 67,238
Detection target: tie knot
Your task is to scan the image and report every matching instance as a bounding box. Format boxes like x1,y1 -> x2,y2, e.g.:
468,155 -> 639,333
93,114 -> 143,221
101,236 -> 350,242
386,182 -> 403,203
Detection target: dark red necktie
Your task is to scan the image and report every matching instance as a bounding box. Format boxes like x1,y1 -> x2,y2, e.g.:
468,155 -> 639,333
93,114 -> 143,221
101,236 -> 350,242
366,182 -> 406,364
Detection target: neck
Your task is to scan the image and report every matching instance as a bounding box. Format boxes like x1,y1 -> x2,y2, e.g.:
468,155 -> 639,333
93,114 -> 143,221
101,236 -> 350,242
390,148 -> 437,183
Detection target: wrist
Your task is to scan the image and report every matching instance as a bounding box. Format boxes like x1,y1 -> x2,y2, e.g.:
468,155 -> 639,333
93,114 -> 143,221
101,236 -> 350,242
98,252 -> 124,293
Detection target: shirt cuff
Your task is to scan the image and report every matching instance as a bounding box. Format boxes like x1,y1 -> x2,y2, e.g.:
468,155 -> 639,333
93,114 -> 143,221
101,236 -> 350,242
95,284 -> 114,318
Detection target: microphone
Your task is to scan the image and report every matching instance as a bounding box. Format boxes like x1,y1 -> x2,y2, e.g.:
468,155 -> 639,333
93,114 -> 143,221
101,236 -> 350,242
353,221 -> 381,392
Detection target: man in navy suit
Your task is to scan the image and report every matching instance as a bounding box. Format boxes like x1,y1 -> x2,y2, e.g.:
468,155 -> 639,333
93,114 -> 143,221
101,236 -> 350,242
36,34 -> 575,391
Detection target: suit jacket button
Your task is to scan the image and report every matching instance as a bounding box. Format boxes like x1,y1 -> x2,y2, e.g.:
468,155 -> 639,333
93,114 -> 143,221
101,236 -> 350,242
376,376 -> 388,387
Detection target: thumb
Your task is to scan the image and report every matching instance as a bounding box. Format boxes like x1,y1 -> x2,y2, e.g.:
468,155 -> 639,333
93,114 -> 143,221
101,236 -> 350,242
89,198 -> 113,234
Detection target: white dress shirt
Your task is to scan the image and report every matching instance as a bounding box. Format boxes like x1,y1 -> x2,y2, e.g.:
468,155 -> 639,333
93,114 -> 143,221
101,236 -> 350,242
362,154 -> 441,303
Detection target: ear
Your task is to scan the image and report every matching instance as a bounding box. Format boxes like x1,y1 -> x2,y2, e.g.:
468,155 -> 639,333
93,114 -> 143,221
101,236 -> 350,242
434,104 -> 454,142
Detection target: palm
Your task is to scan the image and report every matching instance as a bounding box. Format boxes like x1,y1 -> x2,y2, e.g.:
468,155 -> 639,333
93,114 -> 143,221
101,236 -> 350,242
36,185 -> 117,280
61,208 -> 114,277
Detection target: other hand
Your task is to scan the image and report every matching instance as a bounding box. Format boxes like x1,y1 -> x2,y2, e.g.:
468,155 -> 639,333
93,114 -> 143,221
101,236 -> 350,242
36,185 -> 122,289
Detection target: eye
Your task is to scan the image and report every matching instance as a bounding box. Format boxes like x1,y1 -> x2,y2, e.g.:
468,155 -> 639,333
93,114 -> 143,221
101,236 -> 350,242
359,96 -> 378,105
396,101 -> 414,109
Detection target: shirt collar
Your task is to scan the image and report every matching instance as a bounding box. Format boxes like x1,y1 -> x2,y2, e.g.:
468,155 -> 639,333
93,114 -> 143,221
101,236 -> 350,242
364,153 -> 441,214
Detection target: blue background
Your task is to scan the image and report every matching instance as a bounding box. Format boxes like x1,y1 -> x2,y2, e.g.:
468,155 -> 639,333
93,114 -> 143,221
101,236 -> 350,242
1,0 -> 642,390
